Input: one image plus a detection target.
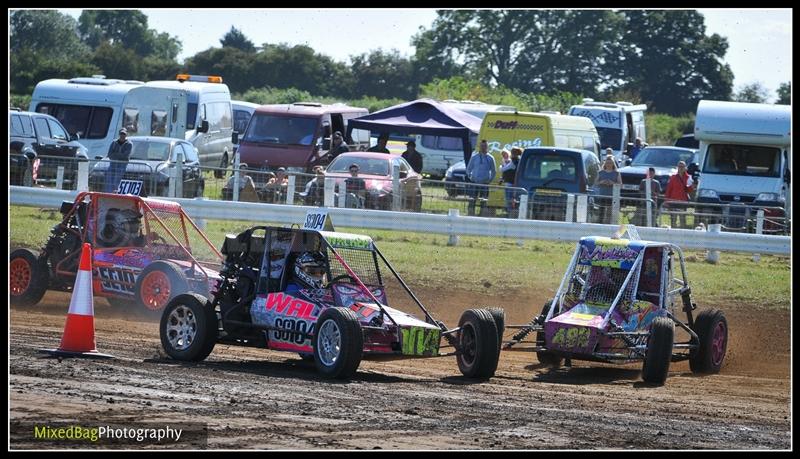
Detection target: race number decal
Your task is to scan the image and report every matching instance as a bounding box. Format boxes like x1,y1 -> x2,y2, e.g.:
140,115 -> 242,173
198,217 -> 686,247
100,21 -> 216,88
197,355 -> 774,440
116,179 -> 143,196
400,327 -> 440,356
303,209 -> 334,231
551,327 -> 590,349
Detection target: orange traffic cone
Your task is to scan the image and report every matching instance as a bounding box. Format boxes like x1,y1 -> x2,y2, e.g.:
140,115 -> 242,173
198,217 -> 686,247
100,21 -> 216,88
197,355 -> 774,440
39,243 -> 114,359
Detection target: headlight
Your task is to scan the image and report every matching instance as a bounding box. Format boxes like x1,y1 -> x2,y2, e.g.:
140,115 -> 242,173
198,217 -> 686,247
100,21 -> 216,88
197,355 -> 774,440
756,192 -> 783,203
445,166 -> 455,178
698,189 -> 718,199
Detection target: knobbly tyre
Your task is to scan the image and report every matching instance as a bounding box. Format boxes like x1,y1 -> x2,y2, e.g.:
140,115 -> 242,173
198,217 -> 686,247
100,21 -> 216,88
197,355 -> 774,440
158,222 -> 504,379
10,191 -> 222,313
504,227 -> 728,385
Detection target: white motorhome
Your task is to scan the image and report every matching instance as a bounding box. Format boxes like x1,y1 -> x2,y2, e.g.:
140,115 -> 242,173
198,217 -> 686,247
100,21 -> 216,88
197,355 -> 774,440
694,100 -> 791,218
29,76 -> 188,158
145,75 -> 233,172
568,99 -> 647,162
416,100 -> 515,177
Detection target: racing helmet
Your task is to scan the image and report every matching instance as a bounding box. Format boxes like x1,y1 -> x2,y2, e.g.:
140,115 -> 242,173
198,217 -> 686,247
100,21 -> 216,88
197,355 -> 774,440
293,251 -> 327,289
98,208 -> 142,247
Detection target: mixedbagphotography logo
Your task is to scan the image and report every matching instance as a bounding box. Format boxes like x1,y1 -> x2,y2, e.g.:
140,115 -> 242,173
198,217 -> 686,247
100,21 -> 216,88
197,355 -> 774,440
11,421 -> 208,449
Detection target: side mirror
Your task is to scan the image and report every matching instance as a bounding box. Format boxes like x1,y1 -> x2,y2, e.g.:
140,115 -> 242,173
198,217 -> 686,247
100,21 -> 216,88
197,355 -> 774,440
624,158 -> 632,166
322,138 -> 331,150
399,171 -> 408,179
232,131 -> 239,145
197,120 -> 209,134
94,155 -> 104,160
71,132 -> 82,141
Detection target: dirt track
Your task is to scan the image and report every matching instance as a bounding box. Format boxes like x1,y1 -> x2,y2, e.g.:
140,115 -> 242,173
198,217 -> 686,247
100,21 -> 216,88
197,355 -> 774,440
9,288 -> 791,450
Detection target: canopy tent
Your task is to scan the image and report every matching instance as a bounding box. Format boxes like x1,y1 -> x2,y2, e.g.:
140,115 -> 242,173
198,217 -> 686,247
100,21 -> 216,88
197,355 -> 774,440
346,98 -> 483,163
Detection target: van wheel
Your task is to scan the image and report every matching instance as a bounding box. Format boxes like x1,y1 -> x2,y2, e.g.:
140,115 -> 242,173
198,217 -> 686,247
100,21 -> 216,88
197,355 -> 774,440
214,153 -> 229,179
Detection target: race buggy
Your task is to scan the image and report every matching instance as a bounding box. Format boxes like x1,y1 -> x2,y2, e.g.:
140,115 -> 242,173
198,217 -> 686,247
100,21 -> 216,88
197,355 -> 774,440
158,223 -> 504,379
10,191 -> 222,313
504,228 -> 728,385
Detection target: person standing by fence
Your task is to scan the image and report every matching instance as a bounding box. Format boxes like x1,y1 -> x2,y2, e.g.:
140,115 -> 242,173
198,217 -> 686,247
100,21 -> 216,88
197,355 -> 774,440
500,148 -> 517,216
664,160 -> 694,228
596,155 -> 622,224
104,128 -> 133,193
466,139 -> 496,216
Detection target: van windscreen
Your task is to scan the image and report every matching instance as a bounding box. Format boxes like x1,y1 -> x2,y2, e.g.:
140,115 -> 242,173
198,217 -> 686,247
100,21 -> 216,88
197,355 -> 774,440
244,115 -> 317,146
704,144 -> 781,177
596,127 -> 622,151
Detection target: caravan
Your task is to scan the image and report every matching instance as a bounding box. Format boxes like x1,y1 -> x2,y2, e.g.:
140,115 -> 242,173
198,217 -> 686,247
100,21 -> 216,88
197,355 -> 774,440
694,100 -> 791,222
416,100 -> 515,177
568,99 -> 647,162
29,76 -> 188,159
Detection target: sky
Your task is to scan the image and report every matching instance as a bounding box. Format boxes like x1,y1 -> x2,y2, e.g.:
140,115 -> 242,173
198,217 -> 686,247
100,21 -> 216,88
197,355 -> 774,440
58,8 -> 791,102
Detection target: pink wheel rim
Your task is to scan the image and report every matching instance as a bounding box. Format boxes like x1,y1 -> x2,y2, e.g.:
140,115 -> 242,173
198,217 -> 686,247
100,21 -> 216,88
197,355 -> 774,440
711,321 -> 727,366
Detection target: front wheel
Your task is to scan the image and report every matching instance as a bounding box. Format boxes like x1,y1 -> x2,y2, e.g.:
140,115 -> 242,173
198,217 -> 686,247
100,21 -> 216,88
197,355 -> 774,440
641,316 -> 674,384
159,293 -> 217,361
313,307 -> 363,379
10,249 -> 49,307
456,308 -> 500,378
689,309 -> 728,374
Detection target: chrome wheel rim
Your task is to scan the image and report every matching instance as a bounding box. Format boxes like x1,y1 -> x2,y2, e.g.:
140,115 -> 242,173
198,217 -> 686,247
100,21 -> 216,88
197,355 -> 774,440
317,319 -> 341,367
166,305 -> 197,351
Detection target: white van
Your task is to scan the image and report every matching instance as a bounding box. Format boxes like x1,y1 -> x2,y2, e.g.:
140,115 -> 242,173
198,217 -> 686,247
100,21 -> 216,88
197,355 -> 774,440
568,99 -> 647,162
145,75 -> 233,172
416,100 -> 515,177
232,100 -> 260,135
694,100 -> 791,218
29,76 -> 188,159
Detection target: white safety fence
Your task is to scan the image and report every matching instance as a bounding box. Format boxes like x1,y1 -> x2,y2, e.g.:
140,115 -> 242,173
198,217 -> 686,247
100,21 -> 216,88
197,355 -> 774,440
9,186 -> 790,256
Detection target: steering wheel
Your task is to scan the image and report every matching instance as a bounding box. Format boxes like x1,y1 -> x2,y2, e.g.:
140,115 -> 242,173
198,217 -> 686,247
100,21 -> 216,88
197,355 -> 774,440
147,232 -> 167,244
584,282 -> 618,303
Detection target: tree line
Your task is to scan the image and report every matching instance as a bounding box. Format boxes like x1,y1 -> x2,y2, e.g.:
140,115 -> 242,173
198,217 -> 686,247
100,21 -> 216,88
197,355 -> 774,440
10,9 -> 791,116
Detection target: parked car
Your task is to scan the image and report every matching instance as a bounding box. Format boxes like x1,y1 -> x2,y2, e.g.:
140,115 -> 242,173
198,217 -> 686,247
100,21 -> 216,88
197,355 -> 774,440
618,146 -> 699,199
515,147 -> 600,221
324,152 -> 422,211
443,159 -> 468,197
89,136 -> 205,198
9,109 -> 89,186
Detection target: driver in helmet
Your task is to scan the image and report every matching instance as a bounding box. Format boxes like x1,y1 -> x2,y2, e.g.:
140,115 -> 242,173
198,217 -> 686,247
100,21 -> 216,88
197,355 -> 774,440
97,208 -> 144,248
287,251 -> 328,292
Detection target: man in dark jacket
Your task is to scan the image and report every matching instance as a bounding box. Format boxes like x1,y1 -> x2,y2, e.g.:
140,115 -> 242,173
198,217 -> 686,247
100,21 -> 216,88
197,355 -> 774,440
105,128 -> 133,192
367,134 -> 390,153
327,131 -> 350,161
401,140 -> 423,173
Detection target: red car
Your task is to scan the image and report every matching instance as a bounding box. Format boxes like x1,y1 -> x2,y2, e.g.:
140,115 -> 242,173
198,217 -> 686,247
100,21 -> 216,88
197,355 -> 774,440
325,152 -> 422,211
10,192 -> 222,312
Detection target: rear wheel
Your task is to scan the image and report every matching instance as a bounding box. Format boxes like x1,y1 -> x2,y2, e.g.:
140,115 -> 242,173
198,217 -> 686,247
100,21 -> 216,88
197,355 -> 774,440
689,309 -> 728,374
456,308 -> 500,378
536,300 -> 563,367
313,307 -> 363,379
486,307 -> 505,348
160,293 -> 217,361
641,316 -> 674,384
10,249 -> 49,307
135,261 -> 189,313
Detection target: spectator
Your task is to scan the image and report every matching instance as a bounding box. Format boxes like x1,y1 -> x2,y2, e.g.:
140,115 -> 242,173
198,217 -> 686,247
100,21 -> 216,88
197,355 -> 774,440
104,128 -> 133,193
629,137 -> 645,160
664,160 -> 694,228
263,167 -> 289,203
465,139 -> 497,216
596,155 -> 622,224
300,165 -> 326,206
344,163 -> 366,208
637,167 -> 662,225
327,131 -> 350,161
401,140 -> 423,173
367,134 -> 390,153
499,149 -> 517,216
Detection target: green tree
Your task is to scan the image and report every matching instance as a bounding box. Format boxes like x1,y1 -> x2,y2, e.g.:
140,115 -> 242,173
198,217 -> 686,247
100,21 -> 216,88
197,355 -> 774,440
414,10 -> 623,95
734,82 -> 770,103
350,49 -> 417,99
186,47 -> 255,93
10,10 -> 97,94
220,26 -> 256,53
78,10 -> 181,60
776,82 -> 790,105
616,10 -> 733,115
